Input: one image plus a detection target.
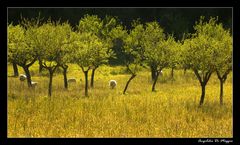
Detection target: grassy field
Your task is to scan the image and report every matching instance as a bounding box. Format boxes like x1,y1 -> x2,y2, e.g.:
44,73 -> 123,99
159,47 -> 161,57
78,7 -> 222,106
7,63 -> 232,137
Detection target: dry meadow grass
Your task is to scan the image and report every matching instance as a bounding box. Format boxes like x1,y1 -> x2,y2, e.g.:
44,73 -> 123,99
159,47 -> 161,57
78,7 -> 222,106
7,63 -> 232,137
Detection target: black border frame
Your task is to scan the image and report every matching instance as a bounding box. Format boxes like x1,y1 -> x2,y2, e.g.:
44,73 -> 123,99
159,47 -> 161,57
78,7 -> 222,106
1,0 -> 240,144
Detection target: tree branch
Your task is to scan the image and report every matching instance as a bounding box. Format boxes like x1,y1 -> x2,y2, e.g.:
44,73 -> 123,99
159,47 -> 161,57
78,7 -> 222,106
193,68 -> 202,84
223,68 -> 232,82
126,63 -> 134,75
26,56 -> 37,67
80,66 -> 85,72
52,64 -> 59,72
42,61 -> 51,69
216,70 -> 222,80
205,71 -> 212,84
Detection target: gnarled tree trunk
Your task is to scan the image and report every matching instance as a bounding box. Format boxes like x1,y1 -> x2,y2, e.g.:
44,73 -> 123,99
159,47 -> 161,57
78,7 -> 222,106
216,69 -> 230,105
44,65 -> 58,97
150,63 -> 157,81
90,66 -> 98,88
23,66 -> 32,88
193,69 -> 212,106
38,57 -> 44,73
184,68 -> 188,75
171,67 -> 174,79
123,74 -> 136,94
12,62 -> 19,77
152,71 -> 160,92
199,83 -> 206,106
62,65 -> 68,89
84,70 -> 89,97
48,69 -> 54,97
219,80 -> 224,105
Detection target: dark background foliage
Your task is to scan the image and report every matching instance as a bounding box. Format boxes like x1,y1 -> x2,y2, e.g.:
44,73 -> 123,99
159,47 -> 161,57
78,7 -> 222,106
8,8 -> 232,38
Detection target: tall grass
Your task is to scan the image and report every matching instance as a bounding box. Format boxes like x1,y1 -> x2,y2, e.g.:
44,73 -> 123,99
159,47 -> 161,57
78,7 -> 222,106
8,63 -> 232,137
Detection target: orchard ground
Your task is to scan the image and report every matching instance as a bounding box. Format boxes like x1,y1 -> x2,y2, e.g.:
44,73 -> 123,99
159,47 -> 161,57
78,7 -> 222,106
7,62 -> 232,137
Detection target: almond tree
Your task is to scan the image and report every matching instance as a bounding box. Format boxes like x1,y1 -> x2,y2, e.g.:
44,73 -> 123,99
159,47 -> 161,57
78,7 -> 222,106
122,20 -> 145,94
183,17 -> 223,106
8,24 -> 37,87
168,39 -> 181,80
144,34 -> 175,91
33,20 -> 70,97
56,23 -> 72,89
212,23 -> 232,105
8,24 -> 19,77
142,21 -> 165,82
70,31 -> 106,97
77,15 -> 117,88
179,33 -> 191,76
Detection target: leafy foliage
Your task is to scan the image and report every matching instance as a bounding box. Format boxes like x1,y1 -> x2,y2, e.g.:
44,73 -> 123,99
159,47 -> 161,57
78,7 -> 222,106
143,21 -> 176,71
181,16 -> 232,105
33,20 -> 71,68
70,32 -> 106,71
77,15 -> 117,68
8,15 -> 232,98
123,20 -> 145,74
182,17 -> 223,75
8,24 -> 37,66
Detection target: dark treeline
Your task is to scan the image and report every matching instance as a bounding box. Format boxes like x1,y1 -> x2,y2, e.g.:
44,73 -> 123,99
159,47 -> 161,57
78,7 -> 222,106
8,8 -> 232,39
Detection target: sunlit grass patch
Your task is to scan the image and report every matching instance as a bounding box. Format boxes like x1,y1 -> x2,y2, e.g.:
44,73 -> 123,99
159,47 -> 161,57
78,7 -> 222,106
8,65 -> 232,137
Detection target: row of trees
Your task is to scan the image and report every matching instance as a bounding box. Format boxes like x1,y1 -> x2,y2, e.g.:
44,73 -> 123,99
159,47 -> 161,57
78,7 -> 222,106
8,15 -> 232,106
8,15 -> 121,97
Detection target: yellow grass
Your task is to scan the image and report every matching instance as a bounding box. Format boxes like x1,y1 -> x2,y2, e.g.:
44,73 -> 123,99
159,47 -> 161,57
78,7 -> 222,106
7,63 -> 232,137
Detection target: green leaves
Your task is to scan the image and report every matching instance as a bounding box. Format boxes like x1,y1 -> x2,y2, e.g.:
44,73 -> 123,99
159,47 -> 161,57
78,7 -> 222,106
77,14 -> 103,35
143,22 -> 175,70
123,20 -> 180,73
8,24 -> 37,66
33,21 -> 72,68
122,22 -> 145,74
70,32 -> 103,70
183,16 -> 232,74
74,15 -> 119,70
123,23 -> 145,60
8,15 -> 231,82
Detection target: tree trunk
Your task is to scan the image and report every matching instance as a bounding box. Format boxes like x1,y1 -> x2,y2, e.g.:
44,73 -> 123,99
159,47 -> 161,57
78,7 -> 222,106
220,79 -> 224,105
199,83 -> 206,106
38,58 -> 44,73
62,66 -> 68,89
216,69 -> 230,106
184,68 -> 187,75
48,69 -> 54,97
12,62 -> 19,77
90,68 -> 96,88
152,71 -> 160,92
171,67 -> 174,79
193,69 -> 212,106
151,64 -> 157,81
23,66 -> 32,88
123,74 -> 136,94
84,71 -> 89,97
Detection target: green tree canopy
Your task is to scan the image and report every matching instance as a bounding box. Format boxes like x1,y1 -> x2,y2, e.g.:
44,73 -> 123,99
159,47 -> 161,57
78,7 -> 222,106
70,30 -> 106,96
8,23 -> 38,87
33,20 -> 72,96
122,20 -> 145,94
182,16 -> 228,106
